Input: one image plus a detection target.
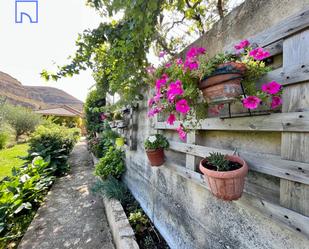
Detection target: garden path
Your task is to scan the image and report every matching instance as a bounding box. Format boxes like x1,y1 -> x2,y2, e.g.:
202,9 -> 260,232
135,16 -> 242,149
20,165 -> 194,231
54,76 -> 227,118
18,139 -> 115,249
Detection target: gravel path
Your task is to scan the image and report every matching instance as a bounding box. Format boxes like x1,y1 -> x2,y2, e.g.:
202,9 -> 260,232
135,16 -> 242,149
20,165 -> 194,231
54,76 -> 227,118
18,139 -> 115,249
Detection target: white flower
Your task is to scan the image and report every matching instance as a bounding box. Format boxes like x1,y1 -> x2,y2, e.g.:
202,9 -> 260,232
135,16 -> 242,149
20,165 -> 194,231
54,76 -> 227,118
20,174 -> 30,183
148,136 -> 157,143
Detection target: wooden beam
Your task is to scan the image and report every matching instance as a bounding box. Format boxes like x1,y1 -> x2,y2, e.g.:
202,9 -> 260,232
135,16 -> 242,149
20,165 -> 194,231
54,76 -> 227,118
159,162 -> 309,238
167,141 -> 309,185
280,30 -> 309,216
185,131 -> 198,171
155,111 -> 309,132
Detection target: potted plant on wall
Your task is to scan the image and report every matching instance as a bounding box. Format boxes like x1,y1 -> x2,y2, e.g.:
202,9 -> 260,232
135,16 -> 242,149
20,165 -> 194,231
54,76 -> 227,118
144,134 -> 169,167
193,40 -> 271,105
199,152 -> 248,201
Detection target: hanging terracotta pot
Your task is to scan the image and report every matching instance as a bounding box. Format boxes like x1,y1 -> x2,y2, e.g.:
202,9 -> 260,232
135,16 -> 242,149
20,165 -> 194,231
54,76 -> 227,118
199,155 -> 248,201
199,62 -> 246,104
146,148 -> 165,166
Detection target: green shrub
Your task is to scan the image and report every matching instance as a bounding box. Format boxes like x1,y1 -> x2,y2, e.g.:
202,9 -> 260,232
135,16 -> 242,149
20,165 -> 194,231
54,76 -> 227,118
95,147 -> 125,179
92,176 -> 129,205
28,124 -> 80,175
0,104 -> 41,141
0,132 -> 8,150
89,125 -> 119,158
0,122 -> 15,149
0,157 -> 56,247
144,134 -> 169,150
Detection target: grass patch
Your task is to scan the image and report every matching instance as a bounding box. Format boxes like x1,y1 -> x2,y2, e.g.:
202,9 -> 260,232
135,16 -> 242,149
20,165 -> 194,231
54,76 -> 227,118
0,143 -> 29,179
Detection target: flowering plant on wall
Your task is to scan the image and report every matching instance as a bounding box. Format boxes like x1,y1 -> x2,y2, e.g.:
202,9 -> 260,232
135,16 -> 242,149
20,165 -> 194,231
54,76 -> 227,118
192,39 -> 282,111
146,47 -> 208,141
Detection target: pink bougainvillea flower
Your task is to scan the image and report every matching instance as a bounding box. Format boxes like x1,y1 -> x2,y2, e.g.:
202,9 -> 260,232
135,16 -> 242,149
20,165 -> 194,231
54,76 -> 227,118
176,58 -> 183,65
186,47 -> 206,58
147,107 -> 161,117
167,80 -> 184,102
261,81 -> 282,95
165,62 -> 172,68
159,51 -> 166,58
184,60 -> 199,71
175,99 -> 190,114
271,96 -> 282,109
249,47 -> 270,60
167,114 -> 176,125
176,125 -> 187,141
154,92 -> 162,102
242,96 -> 261,109
146,66 -> 155,75
148,98 -> 155,107
155,75 -> 168,91
234,39 -> 250,50
100,113 -> 107,121
197,47 -> 206,54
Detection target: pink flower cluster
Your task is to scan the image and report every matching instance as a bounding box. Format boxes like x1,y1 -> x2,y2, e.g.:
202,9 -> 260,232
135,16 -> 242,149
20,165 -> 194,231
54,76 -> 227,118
184,47 -> 206,71
149,47 -> 206,140
234,39 -> 250,50
249,48 -> 270,61
242,81 -> 282,110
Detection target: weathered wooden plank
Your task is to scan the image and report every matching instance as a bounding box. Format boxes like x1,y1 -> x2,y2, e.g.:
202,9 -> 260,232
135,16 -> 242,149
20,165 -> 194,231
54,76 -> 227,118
167,141 -> 309,185
156,111 -> 309,132
280,30 -> 309,216
185,131 -> 197,171
161,162 -> 309,238
263,40 -> 283,57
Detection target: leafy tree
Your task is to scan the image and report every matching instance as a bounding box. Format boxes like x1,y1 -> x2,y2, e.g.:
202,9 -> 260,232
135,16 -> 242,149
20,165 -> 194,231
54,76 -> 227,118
0,104 -> 41,141
42,0 -> 243,104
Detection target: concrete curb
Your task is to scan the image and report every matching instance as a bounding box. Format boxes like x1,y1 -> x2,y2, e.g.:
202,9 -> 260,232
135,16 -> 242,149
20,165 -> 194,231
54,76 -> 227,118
91,152 -> 139,249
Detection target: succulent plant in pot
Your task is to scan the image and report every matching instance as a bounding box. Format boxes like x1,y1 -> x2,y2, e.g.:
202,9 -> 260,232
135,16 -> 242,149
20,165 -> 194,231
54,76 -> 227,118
199,152 -> 248,201
144,134 -> 169,166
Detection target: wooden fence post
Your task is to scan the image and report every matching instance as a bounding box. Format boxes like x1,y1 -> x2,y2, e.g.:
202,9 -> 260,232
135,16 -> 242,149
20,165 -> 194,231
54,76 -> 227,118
280,30 -> 309,216
186,131 -> 198,171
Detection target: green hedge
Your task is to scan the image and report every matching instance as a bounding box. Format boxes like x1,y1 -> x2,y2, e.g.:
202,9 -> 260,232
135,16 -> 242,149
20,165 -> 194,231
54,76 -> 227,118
28,124 -> 80,175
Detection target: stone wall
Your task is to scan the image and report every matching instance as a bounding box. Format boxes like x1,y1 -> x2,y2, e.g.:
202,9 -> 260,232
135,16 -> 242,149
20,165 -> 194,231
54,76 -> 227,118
123,0 -> 309,248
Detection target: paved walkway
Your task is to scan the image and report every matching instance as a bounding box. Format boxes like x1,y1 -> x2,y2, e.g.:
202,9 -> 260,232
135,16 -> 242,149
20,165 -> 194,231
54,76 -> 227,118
18,139 -> 115,249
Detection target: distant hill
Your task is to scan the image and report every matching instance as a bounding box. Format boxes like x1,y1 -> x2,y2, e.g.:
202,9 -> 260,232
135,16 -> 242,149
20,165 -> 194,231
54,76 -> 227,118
0,71 -> 83,112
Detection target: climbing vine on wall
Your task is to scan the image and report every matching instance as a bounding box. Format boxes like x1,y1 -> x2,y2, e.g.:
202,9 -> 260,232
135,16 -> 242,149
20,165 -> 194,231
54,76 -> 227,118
42,0 -> 241,104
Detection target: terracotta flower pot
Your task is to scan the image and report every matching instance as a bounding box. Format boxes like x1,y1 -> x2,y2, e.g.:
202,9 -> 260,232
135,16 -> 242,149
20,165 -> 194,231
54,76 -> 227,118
199,62 -> 246,104
146,148 -> 165,166
199,155 -> 248,201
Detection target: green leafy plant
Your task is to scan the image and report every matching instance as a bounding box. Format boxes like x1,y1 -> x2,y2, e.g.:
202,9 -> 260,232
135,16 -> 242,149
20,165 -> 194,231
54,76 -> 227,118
206,152 -> 231,171
94,147 -> 125,179
88,123 -> 120,158
128,210 -> 149,235
144,134 -> 169,150
0,157 -> 56,248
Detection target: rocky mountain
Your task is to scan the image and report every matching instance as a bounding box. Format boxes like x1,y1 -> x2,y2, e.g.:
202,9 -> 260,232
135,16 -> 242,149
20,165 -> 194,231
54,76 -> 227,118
0,71 -> 83,112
